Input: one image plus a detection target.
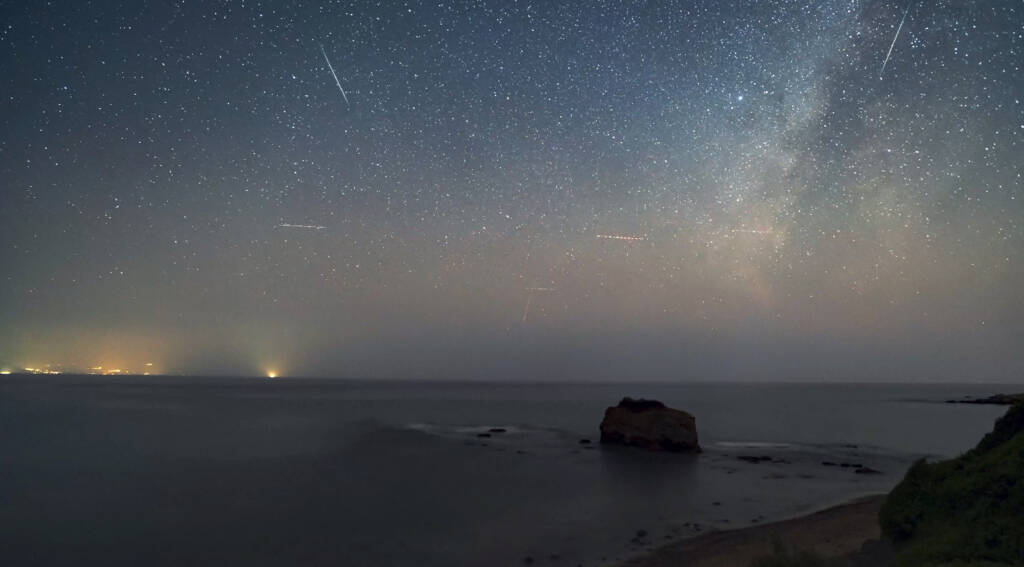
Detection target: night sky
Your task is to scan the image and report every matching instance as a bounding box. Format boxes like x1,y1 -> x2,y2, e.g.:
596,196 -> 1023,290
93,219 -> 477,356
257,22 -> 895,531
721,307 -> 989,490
1,1 -> 1022,381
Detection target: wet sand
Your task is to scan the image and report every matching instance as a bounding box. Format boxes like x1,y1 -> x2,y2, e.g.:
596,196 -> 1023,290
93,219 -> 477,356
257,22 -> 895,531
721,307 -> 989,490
618,494 -> 886,567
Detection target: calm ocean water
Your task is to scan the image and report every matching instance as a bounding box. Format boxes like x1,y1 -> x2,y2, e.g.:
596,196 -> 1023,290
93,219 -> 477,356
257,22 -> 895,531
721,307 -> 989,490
0,376 -> 1014,566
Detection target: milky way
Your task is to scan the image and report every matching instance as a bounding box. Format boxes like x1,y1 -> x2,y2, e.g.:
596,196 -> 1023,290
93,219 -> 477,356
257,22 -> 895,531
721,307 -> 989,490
1,1 -> 1021,380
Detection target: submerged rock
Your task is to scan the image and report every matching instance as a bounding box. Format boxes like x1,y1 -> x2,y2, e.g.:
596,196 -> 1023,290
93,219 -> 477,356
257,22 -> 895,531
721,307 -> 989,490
599,397 -> 700,452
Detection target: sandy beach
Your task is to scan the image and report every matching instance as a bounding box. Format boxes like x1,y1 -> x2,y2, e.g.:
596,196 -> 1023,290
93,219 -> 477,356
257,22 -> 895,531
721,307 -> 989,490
618,494 -> 887,567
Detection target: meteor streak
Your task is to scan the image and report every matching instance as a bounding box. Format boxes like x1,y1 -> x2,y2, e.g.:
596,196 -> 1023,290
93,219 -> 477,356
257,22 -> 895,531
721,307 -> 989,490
320,45 -> 349,105
596,234 -> 646,242
729,229 -> 774,235
521,292 -> 534,324
880,1 -> 913,79
277,223 -> 326,230
521,286 -> 554,324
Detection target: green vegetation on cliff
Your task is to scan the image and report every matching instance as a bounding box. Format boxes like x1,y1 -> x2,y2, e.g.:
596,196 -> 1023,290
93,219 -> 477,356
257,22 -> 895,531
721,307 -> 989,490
879,403 -> 1024,566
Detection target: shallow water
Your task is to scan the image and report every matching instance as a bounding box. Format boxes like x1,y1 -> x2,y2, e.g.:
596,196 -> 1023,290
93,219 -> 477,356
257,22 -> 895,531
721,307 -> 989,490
0,376 -> 1013,566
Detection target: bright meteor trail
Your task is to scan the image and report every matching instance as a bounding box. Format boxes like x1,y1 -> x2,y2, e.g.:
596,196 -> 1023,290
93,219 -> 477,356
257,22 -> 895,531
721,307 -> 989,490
880,1 -> 913,79
320,45 -> 349,105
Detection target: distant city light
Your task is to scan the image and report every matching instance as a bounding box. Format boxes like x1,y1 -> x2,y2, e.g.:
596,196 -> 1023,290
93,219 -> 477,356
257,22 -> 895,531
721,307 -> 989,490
0,370 -> 11,375
19,367 -> 62,375
267,371 -> 278,379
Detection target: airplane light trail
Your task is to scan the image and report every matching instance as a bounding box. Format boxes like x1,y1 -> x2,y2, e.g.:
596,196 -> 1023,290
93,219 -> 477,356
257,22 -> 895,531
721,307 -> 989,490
277,223 -> 327,230
880,1 -> 913,79
320,45 -> 349,105
595,234 -> 646,242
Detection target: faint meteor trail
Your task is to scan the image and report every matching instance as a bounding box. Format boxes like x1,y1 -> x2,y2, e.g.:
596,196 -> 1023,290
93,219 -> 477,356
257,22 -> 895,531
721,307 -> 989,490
277,223 -> 326,230
596,234 -> 646,242
880,1 -> 913,79
521,292 -> 534,324
320,45 -> 349,105
521,287 -> 554,324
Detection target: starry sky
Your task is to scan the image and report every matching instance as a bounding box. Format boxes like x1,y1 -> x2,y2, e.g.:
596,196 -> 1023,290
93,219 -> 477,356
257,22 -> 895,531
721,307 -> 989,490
1,1 -> 1022,381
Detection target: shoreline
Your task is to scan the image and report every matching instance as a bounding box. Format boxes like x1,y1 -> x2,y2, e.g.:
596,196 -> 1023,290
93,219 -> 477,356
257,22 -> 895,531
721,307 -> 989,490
616,494 -> 887,567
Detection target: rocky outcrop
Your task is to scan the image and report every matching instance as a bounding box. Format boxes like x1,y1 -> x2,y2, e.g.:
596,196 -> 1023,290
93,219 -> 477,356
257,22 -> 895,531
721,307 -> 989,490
945,392 -> 1024,405
599,397 -> 700,452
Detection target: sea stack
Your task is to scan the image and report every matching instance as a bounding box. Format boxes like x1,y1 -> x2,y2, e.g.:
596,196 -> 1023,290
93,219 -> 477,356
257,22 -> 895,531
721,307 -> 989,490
599,397 -> 700,452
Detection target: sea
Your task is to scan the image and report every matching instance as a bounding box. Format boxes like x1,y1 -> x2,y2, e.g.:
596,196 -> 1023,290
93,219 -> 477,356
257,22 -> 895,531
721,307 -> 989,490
0,376 -> 1015,566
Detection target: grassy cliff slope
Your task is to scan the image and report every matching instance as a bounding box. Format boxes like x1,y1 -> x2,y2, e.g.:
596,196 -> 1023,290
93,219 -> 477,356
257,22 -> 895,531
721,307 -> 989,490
879,403 -> 1024,566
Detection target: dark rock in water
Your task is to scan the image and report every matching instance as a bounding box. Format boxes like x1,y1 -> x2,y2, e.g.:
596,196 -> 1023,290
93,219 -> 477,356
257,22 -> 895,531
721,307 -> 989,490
618,397 -> 666,411
822,461 -> 838,466
599,397 -> 700,452
578,438 -> 591,444
629,529 -> 650,545
488,427 -> 507,433
736,455 -> 789,465
855,466 -> 882,474
523,556 -> 534,564
945,393 -> 1024,405
476,433 -> 491,438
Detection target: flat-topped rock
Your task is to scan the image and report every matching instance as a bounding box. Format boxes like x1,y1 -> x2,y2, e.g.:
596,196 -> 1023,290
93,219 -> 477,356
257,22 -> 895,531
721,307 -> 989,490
599,397 -> 700,453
